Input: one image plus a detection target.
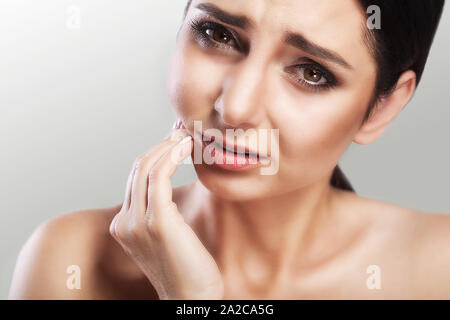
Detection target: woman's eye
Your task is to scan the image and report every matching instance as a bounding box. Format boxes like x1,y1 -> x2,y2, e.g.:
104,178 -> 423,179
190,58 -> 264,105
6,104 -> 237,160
190,19 -> 240,51
301,66 -> 327,84
205,27 -> 234,45
284,64 -> 337,92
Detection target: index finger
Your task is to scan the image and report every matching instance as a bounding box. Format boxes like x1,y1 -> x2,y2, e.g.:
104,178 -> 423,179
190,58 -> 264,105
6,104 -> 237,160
147,135 -> 193,216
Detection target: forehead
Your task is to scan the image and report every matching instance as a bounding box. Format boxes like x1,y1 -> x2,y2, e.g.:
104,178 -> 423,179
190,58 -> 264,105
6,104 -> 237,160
191,0 -> 372,68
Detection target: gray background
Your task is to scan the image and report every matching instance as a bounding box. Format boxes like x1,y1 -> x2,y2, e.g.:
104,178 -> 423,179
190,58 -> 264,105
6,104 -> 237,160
0,0 -> 448,299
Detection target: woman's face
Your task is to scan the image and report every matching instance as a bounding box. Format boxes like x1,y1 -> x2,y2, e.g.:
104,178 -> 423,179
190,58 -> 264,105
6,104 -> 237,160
167,0 -> 377,200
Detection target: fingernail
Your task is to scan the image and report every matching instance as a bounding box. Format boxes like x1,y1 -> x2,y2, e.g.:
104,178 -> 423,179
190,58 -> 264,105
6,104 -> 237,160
177,119 -> 183,129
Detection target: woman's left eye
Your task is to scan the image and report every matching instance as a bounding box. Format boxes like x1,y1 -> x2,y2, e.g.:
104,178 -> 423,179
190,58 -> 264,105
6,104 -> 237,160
285,64 -> 337,91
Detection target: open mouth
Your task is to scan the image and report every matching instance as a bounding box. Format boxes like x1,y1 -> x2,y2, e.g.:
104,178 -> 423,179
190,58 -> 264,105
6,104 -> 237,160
199,132 -> 271,171
211,136 -> 258,158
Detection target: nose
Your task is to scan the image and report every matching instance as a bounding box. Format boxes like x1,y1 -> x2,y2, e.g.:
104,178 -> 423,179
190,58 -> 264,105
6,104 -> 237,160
214,53 -> 268,129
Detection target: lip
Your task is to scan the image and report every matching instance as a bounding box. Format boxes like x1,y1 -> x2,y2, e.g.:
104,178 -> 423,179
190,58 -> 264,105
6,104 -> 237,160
199,130 -> 271,171
201,131 -> 270,158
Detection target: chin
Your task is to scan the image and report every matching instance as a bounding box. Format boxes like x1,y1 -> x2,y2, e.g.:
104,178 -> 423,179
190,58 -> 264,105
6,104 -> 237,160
193,162 -> 278,201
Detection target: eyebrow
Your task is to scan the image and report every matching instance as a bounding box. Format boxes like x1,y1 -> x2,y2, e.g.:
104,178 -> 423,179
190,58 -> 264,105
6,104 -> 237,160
195,2 -> 353,70
285,33 -> 353,70
195,2 -> 253,29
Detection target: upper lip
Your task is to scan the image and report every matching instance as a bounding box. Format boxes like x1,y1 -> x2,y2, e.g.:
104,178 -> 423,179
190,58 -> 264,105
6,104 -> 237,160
200,130 -> 269,158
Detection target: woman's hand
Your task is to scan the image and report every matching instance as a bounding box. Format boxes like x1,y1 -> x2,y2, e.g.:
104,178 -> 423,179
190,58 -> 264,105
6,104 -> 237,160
109,121 -> 224,300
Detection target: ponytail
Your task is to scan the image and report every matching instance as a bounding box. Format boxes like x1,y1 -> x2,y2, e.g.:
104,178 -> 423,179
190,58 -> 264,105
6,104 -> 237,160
330,165 -> 355,192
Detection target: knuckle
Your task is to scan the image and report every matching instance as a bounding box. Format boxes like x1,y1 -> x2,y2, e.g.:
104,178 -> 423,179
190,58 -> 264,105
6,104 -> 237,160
115,223 -> 129,242
145,203 -> 178,240
133,159 -> 144,174
127,221 -> 142,241
109,221 -> 116,237
115,218 -> 143,245
144,205 -> 154,219
132,157 -> 141,169
148,167 -> 161,181
109,214 -> 120,238
133,154 -> 147,172
146,215 -> 165,240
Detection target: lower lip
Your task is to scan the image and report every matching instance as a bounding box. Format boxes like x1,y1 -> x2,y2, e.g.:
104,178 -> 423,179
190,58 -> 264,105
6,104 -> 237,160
202,139 -> 267,171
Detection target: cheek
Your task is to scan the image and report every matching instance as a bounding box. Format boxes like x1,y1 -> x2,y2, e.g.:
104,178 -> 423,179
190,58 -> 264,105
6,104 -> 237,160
270,84 -> 371,177
167,37 -> 226,126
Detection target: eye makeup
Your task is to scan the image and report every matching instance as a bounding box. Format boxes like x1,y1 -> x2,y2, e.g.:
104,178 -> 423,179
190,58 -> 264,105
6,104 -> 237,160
189,18 -> 244,52
188,17 -> 340,93
284,60 -> 339,92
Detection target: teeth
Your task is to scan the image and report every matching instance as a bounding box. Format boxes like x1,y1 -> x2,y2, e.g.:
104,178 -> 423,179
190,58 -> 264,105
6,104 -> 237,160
213,140 -> 253,156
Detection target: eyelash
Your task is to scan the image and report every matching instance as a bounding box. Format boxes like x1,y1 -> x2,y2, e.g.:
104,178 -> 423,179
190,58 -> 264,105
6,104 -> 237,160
189,18 -> 242,52
287,64 -> 338,92
188,18 -> 338,92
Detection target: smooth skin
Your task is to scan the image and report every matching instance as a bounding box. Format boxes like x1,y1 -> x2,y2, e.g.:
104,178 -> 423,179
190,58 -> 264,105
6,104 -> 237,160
9,0 -> 450,299
8,122 -> 450,299
108,127 -> 224,300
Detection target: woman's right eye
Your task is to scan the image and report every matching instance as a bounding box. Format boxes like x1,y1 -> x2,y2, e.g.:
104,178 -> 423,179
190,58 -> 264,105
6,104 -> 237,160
205,26 -> 232,44
189,19 -> 241,51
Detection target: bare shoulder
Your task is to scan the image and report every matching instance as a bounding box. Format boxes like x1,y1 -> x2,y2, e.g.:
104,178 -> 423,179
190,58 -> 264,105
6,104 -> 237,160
406,209 -> 450,298
342,190 -> 450,298
9,204 -> 158,299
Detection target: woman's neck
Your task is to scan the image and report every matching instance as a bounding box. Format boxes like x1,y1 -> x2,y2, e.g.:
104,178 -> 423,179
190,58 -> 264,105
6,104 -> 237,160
187,175 -> 353,287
